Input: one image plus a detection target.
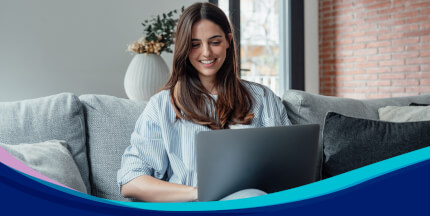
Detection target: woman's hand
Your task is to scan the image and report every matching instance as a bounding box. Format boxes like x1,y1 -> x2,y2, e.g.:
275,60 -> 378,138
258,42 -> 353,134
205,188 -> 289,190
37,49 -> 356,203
121,175 -> 198,202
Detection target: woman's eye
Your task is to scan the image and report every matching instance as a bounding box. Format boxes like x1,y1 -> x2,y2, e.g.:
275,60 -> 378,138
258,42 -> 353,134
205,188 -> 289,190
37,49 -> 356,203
211,41 -> 221,45
191,43 -> 200,48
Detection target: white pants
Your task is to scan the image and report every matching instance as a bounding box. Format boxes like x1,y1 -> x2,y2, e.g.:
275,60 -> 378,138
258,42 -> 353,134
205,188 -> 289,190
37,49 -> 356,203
219,189 -> 267,201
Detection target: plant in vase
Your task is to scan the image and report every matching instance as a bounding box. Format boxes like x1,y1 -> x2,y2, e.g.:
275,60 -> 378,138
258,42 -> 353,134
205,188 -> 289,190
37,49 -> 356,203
124,7 -> 184,101
128,7 -> 184,55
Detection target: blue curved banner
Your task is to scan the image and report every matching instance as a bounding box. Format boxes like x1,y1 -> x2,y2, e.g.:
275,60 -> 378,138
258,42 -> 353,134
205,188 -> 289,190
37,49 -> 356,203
1,147 -> 430,215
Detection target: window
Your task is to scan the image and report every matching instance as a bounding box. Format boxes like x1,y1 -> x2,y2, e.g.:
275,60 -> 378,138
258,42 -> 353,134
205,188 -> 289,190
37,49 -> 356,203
217,0 -> 288,96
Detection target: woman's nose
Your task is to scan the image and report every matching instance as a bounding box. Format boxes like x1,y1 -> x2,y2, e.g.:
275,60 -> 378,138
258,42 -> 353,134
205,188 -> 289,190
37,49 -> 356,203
202,44 -> 212,57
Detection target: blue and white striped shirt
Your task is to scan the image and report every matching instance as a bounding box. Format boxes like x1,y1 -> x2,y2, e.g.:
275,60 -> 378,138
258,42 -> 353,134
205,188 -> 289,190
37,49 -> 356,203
117,81 -> 291,188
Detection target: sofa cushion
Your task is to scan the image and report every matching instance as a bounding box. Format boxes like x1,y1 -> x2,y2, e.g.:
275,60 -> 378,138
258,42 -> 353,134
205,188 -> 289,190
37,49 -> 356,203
79,94 -> 147,201
282,90 -> 430,125
0,140 -> 87,193
322,112 -> 430,178
0,93 -> 90,193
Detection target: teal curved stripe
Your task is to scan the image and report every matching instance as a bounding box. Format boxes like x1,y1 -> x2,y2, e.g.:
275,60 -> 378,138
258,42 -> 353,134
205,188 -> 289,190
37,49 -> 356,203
13,146 -> 430,211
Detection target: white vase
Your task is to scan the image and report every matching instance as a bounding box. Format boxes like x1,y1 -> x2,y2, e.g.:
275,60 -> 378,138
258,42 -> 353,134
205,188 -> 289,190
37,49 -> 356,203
124,54 -> 170,101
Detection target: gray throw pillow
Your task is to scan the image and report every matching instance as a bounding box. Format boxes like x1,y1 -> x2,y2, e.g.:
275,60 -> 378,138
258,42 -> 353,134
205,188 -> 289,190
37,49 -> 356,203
0,140 -> 87,194
379,106 -> 430,122
322,112 -> 430,178
0,93 -> 89,193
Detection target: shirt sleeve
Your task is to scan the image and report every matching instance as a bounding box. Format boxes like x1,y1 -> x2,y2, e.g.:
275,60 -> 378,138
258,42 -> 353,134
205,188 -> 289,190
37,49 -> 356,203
117,97 -> 168,187
260,87 -> 292,126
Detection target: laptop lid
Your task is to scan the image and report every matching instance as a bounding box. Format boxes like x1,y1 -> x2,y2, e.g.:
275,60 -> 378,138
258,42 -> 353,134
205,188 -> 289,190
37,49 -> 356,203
196,124 -> 320,201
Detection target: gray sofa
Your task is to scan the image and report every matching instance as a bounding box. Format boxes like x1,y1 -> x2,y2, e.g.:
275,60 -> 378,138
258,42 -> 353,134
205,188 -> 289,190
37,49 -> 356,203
0,91 -> 429,201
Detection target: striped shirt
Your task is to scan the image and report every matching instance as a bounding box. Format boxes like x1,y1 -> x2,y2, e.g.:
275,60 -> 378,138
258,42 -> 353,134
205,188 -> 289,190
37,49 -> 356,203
117,81 -> 291,188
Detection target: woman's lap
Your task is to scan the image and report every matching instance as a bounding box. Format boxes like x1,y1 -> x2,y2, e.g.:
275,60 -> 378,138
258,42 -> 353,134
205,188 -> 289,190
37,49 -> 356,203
219,189 -> 267,201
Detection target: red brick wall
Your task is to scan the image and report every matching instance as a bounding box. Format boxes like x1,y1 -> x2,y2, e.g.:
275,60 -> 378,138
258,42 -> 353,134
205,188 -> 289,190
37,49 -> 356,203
319,0 -> 430,99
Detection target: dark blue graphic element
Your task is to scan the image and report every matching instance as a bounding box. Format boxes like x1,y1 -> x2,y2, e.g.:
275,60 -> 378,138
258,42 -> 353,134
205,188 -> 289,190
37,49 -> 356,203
1,159 -> 430,216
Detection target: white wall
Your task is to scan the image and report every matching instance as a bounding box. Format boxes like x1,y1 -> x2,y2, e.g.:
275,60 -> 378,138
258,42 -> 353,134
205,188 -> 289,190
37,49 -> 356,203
0,0 -> 199,101
304,0 -> 319,94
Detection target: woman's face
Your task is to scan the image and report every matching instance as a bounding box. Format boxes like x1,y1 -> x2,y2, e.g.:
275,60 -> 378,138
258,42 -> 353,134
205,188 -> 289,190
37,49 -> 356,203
189,19 -> 230,83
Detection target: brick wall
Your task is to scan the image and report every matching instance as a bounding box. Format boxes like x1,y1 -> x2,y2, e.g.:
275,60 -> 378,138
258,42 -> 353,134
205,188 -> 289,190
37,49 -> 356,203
319,0 -> 430,99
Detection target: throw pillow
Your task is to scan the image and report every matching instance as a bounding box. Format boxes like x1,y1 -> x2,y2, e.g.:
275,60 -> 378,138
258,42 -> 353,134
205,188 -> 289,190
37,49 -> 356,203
0,140 -> 87,194
282,90 -> 430,180
378,106 -> 430,122
322,112 -> 430,178
0,93 -> 89,193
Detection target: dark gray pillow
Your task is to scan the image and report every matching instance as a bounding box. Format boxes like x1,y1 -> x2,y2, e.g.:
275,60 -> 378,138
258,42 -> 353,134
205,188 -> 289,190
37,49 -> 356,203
282,90 -> 430,179
79,94 -> 147,201
322,112 -> 430,178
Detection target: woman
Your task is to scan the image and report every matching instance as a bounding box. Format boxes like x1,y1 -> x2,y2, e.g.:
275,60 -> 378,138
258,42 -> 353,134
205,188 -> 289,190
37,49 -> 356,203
117,2 -> 291,202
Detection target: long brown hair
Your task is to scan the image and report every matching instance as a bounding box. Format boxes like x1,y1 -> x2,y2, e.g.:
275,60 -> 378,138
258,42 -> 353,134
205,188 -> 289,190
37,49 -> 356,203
163,2 -> 254,130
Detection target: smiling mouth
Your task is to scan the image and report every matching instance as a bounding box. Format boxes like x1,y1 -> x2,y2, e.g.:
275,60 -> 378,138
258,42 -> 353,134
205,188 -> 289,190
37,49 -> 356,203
200,59 -> 216,64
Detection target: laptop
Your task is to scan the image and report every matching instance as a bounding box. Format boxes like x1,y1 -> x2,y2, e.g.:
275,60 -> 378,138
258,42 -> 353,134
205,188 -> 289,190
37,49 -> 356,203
195,124 -> 320,201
